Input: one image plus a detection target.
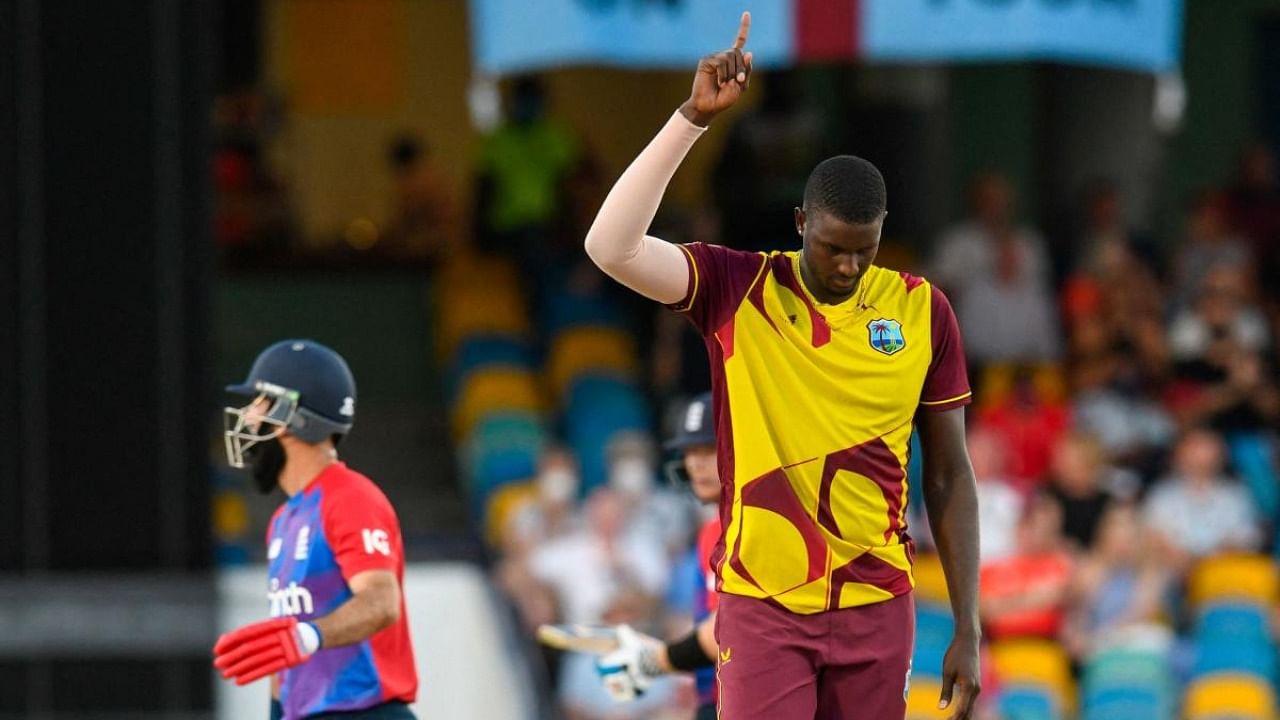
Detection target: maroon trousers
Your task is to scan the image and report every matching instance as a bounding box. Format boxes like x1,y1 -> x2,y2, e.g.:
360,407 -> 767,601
715,592 -> 915,719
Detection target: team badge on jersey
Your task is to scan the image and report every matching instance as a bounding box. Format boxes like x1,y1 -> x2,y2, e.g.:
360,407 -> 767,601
867,318 -> 906,355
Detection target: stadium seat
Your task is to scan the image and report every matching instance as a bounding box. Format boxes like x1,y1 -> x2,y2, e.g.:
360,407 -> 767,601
545,326 -> 639,400
1192,640 -> 1277,684
1082,686 -> 1170,720
434,255 -> 532,361
462,411 -> 545,488
563,377 -> 651,492
1184,673 -> 1276,719
990,639 -> 1074,715
905,677 -> 949,720
998,684 -> 1060,720
452,368 -> 542,439
482,480 -> 537,548
1227,433 -> 1280,520
912,602 -> 954,678
1082,647 -> 1174,720
912,553 -> 950,606
451,334 -> 532,378
1195,603 -> 1271,646
540,288 -> 628,336
1187,554 -> 1278,610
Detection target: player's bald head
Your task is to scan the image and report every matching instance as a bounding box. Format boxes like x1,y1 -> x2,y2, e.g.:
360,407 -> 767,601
802,155 -> 887,225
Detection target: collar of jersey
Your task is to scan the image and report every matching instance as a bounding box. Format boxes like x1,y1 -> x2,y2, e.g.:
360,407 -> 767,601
284,461 -> 345,506
789,253 -> 873,323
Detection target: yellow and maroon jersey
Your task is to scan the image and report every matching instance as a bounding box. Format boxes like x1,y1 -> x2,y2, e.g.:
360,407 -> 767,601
670,244 -> 971,614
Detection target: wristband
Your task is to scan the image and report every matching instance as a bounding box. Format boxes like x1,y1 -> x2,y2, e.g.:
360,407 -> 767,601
666,629 -> 714,671
296,621 -> 323,655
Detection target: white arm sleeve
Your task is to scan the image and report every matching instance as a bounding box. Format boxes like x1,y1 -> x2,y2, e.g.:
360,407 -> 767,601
584,111 -> 706,305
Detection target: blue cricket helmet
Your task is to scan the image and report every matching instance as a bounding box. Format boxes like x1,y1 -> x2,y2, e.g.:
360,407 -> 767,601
665,392 -> 715,450
224,340 -> 356,467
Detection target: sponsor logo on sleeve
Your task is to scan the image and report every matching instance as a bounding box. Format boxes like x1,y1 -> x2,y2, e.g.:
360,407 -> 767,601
362,528 -> 391,556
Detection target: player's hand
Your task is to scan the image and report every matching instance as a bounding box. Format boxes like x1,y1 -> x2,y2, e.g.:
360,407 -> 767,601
679,11 -> 753,127
595,625 -> 665,702
213,617 -> 319,685
939,633 -> 982,720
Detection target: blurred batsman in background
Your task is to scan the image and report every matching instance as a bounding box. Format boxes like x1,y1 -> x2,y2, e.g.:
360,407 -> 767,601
215,340 -> 418,720
596,391 -> 723,719
583,11 -> 982,720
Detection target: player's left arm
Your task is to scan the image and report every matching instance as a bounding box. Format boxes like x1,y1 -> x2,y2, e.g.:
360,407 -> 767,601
918,407 -> 982,720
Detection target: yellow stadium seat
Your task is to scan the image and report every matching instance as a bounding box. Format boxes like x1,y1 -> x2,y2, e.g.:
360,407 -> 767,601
906,677 -> 950,720
435,251 -> 522,294
546,326 -> 638,399
990,639 -> 1075,714
975,364 -> 1015,411
1185,673 -> 1276,719
1187,553 -> 1279,611
435,288 -> 531,361
452,368 -> 542,438
912,553 -> 950,605
484,481 -> 537,550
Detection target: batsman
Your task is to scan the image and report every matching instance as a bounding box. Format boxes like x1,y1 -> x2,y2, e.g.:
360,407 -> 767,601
214,340 -> 418,720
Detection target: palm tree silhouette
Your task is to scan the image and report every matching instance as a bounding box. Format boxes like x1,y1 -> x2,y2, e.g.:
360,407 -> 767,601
870,321 -> 900,352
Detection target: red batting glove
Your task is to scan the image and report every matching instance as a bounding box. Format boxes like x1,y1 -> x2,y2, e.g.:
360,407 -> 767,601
213,617 -> 308,685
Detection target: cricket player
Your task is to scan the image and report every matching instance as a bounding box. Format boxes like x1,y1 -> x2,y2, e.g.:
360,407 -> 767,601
597,392 -> 722,719
583,12 -> 982,719
215,340 -> 418,720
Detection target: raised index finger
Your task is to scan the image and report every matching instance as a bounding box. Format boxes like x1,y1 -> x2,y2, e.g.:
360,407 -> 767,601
732,11 -> 751,50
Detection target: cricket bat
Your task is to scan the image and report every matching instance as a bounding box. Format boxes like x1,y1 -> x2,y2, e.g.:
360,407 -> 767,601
535,623 -> 621,654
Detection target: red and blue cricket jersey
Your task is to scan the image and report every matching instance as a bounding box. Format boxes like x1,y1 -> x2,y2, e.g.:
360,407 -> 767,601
693,516 -> 721,705
265,462 -> 417,720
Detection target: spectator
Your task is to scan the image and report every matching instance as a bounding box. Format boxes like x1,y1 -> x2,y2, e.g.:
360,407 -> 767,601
1067,319 -> 1175,477
979,493 -> 1075,641
606,431 -> 695,558
1142,429 -> 1261,571
931,172 -> 1060,364
1061,503 -> 1171,660
1045,431 -> 1137,551
382,133 -> 456,264
976,365 -> 1072,494
474,75 -> 581,262
494,448 -> 584,634
507,446 -> 582,551
968,427 -> 1023,565
1169,264 -> 1270,372
528,487 -> 674,719
1171,191 -> 1253,308
1166,265 -> 1279,434
1225,143 -> 1280,293
1070,180 -> 1160,279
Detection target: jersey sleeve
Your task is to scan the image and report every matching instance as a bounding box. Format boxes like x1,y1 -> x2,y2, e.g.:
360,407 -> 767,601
320,481 -> 403,580
667,242 -> 766,335
919,285 -> 973,412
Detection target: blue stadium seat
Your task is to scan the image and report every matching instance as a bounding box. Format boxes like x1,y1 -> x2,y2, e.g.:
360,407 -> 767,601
912,602 -> 954,678
462,411 -> 546,514
541,289 -> 628,336
563,376 -> 651,492
1192,641 -> 1277,684
998,684 -> 1060,720
447,334 -> 533,403
1196,603 -> 1270,645
1082,686 -> 1169,720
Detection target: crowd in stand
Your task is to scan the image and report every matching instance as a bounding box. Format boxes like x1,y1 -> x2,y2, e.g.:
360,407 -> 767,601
217,75 -> 1280,720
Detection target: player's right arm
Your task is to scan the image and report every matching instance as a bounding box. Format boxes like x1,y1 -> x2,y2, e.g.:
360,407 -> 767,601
595,613 -> 718,701
583,11 -> 754,304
